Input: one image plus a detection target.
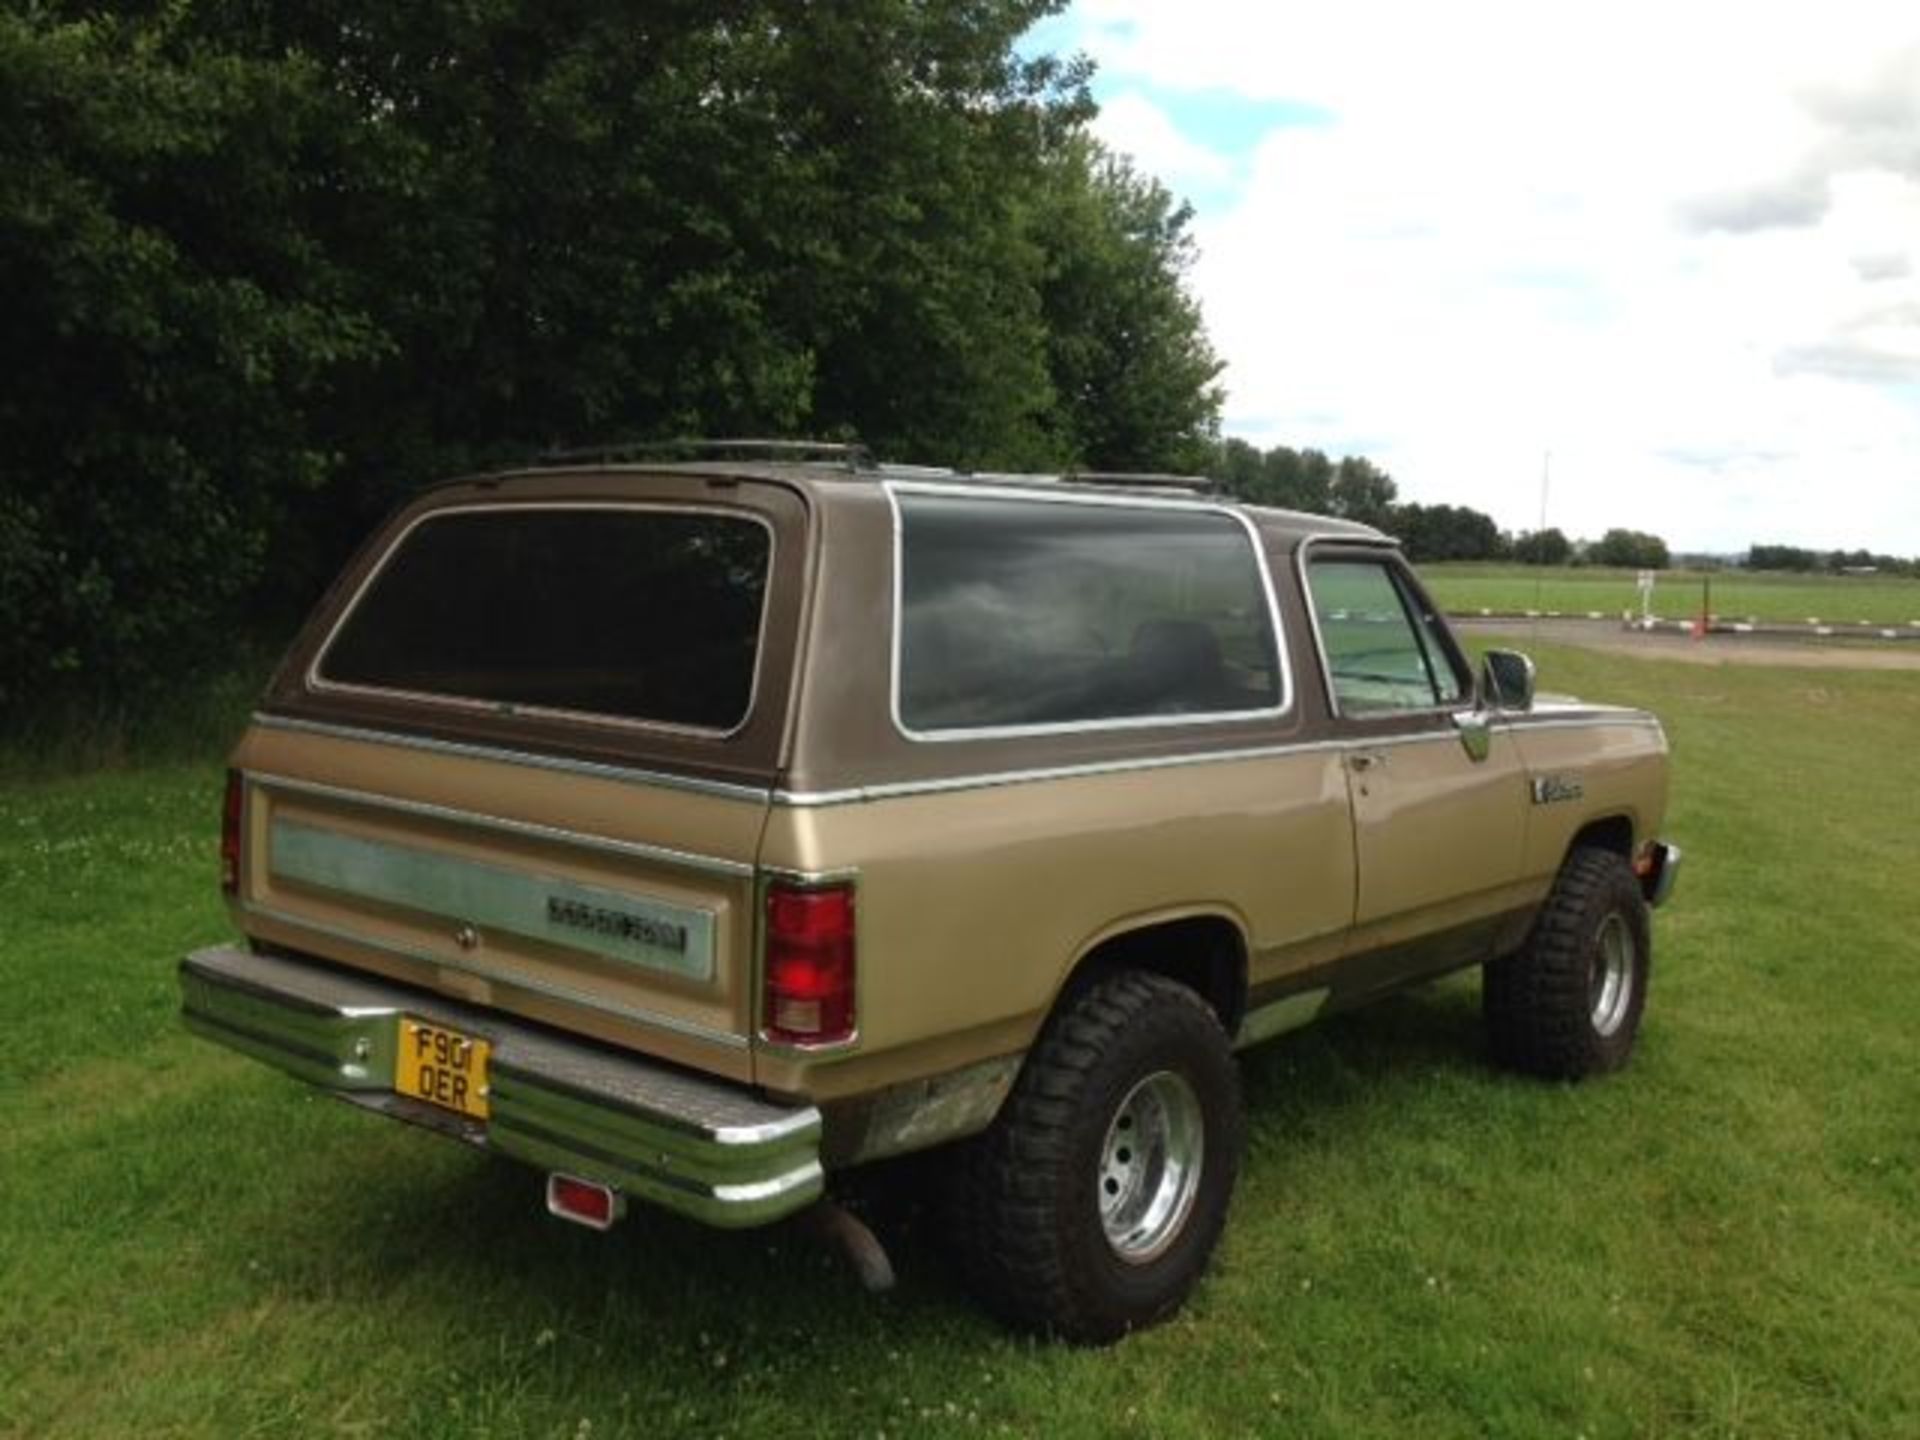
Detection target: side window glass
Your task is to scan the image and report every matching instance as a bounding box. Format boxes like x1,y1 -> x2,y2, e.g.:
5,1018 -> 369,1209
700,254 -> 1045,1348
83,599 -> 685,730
895,493 -> 1284,733
1402,581 -> 1468,707
1307,559 -> 1463,714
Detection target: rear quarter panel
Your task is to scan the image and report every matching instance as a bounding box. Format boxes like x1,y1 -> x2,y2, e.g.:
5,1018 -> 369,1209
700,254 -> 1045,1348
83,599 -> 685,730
754,748 -> 1355,1100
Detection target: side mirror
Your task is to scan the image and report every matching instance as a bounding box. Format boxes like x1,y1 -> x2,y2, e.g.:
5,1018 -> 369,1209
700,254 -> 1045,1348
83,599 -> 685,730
1481,649 -> 1536,712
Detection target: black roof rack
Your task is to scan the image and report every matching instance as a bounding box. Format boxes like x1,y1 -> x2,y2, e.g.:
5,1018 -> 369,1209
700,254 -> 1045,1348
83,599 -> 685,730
524,439 -> 1217,495
537,437 -> 874,469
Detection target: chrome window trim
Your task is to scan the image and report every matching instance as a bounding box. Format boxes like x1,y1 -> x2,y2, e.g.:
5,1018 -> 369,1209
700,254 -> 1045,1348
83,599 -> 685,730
883,481 -> 1295,742
251,770 -> 754,878
1295,535 -> 1472,726
252,713 -> 774,805
239,901 -> 749,1050
307,502 -> 778,741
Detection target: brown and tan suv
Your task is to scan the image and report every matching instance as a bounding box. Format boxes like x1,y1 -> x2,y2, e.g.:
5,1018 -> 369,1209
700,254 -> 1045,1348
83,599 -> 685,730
181,445 -> 1680,1340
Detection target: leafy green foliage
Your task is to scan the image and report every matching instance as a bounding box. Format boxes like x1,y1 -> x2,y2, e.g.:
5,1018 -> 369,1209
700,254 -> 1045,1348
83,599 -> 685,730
0,9 -> 388,710
1210,438 -> 1338,512
1388,502 -> 1503,562
1588,527 -> 1672,569
1327,454 -> 1398,531
1033,141 -> 1223,471
1750,543 -> 1914,576
1210,440 -> 1504,561
2,2 -> 1227,722
1211,439 -> 1694,570
1509,526 -> 1573,565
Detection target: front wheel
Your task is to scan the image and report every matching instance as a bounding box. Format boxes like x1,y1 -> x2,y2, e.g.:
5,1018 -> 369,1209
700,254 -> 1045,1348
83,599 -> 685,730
1484,846 -> 1652,1079
951,971 -> 1244,1343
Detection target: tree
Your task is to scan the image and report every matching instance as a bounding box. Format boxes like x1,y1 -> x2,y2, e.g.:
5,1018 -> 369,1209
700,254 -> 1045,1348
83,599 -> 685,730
1589,528 -> 1671,569
5,3 -> 1238,718
1208,440 -> 1335,512
1747,544 -> 1820,571
1392,503 -> 1503,562
1328,456 -> 1397,531
1512,527 -> 1573,565
0,9 -> 388,709
1031,142 -> 1223,472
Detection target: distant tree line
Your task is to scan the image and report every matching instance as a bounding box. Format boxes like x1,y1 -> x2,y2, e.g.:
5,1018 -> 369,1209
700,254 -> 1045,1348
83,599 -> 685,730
1209,440 -> 1674,568
1746,545 -> 1916,577
2,2 -> 1223,717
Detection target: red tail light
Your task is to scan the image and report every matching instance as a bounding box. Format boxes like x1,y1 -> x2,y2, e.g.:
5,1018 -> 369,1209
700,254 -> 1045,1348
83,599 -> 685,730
220,769 -> 243,896
764,882 -> 856,1045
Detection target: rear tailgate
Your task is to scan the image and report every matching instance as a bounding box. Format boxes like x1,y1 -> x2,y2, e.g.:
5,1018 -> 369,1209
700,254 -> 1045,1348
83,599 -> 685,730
232,724 -> 769,1082
228,471 -> 814,1085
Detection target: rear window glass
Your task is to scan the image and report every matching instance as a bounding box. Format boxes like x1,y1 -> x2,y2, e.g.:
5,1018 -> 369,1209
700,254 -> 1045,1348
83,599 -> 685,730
896,492 -> 1283,734
318,507 -> 770,731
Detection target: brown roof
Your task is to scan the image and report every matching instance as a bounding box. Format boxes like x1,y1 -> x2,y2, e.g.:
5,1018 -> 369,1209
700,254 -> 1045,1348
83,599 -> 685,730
425,459 -> 1394,546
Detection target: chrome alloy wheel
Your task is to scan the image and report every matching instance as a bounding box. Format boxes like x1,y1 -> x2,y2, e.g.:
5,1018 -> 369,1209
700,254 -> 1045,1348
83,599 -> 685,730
1590,912 -> 1638,1037
1097,1070 -> 1205,1264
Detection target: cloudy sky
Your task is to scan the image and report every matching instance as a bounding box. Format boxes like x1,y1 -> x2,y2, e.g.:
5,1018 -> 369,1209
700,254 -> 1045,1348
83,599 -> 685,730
1031,1 -> 1920,554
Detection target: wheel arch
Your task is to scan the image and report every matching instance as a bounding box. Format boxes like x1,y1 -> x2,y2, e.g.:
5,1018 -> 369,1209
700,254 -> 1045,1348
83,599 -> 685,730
1569,812 -> 1636,861
1056,908 -> 1251,1039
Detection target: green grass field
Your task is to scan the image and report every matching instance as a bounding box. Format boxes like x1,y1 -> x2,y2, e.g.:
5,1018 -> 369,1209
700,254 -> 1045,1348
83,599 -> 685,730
4,647 -> 1917,1438
1424,563 -> 1920,627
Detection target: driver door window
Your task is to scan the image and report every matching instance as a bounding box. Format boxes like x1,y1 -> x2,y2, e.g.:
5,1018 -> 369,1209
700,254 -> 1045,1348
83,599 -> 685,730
1306,559 -> 1466,716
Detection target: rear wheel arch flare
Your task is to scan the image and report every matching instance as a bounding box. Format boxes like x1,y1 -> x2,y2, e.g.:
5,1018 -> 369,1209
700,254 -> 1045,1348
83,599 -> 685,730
1060,913 -> 1250,1038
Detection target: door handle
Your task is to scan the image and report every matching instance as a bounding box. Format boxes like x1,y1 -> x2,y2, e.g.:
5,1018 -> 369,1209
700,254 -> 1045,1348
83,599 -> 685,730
1348,751 -> 1386,773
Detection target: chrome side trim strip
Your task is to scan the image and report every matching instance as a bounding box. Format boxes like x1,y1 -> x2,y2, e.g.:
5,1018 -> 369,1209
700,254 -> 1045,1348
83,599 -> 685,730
252,770 -> 754,878
256,708 -> 1656,813
1499,712 -> 1666,735
777,740 -> 1337,806
240,901 -> 750,1050
251,714 -> 773,804
775,714 -> 1659,807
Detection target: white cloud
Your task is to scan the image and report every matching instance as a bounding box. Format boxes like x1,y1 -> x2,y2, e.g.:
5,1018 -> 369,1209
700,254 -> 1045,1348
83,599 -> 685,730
1090,92 -> 1237,196
1059,1 -> 1920,552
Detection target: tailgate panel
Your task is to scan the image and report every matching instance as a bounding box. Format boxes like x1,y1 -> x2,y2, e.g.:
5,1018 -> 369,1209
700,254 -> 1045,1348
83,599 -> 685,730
233,724 -> 768,1081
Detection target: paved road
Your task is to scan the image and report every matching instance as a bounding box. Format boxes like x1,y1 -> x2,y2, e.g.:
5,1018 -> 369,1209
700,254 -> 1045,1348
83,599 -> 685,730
1455,616 -> 1920,671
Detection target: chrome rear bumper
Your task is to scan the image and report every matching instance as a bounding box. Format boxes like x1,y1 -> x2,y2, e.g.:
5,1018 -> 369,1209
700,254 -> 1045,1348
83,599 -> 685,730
179,945 -> 822,1228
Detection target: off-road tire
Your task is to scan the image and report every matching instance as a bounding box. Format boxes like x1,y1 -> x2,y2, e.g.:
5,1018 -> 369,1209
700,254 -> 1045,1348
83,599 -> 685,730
1485,846 -> 1651,1079
951,971 -> 1244,1343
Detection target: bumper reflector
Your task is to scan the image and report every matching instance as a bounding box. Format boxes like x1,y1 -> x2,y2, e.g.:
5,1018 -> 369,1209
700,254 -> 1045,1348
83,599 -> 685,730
546,1173 -> 622,1231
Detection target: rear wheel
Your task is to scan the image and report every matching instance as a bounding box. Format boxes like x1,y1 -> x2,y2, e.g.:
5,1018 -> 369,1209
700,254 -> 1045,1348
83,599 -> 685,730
1485,846 -> 1651,1078
952,971 -> 1244,1343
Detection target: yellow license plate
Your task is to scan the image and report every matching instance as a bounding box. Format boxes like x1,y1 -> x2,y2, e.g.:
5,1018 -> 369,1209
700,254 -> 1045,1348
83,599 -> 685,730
395,1017 -> 491,1120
